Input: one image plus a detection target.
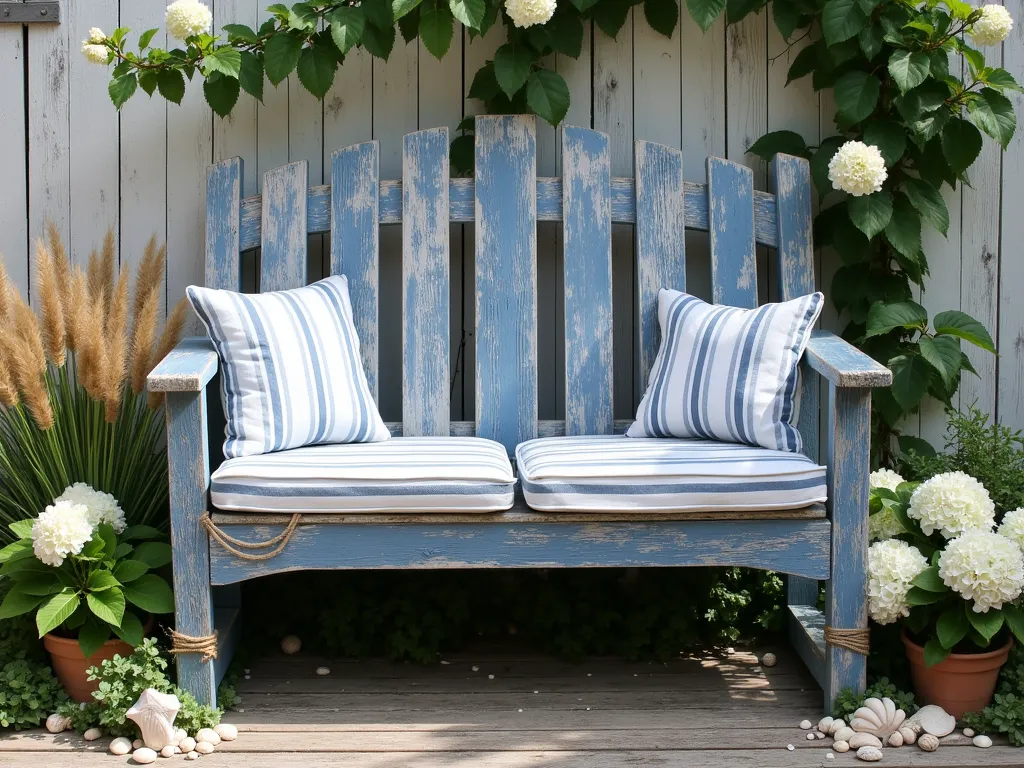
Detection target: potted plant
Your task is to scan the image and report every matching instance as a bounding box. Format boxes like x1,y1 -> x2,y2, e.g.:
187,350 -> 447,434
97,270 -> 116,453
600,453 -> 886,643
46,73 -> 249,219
868,469 -> 1024,717
0,485 -> 174,700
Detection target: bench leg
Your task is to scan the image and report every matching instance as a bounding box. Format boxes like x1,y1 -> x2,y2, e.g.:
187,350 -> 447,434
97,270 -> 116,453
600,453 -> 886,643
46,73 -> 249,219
823,386 -> 870,709
167,391 -> 217,707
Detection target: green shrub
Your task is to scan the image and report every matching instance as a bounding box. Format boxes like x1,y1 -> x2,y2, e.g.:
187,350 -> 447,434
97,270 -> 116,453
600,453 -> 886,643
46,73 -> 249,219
962,645 -> 1024,745
0,659 -> 66,729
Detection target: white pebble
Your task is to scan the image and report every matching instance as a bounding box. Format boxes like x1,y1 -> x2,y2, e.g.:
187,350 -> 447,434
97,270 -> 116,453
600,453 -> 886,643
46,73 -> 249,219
173,728 -> 187,745
533,691 -> 539,694
856,745 -> 883,762
488,674 -> 495,679
962,728 -> 975,737
518,709 -> 523,713
761,652 -> 777,667
244,675 -> 251,680
826,754 -> 834,761
816,732 -> 826,739
45,713 -> 71,734
132,747 -> 158,764
799,719 -> 813,730
280,634 -> 302,654
472,665 -> 479,672
973,734 -> 992,748
110,737 -> 133,755
179,737 -> 196,752
786,744 -> 795,751
195,741 -> 215,755
83,727 -> 103,741
440,660 -> 450,665
833,741 -> 850,753
160,745 -> 175,757
196,728 -> 221,746
237,709 -> 245,713
807,733 -> 816,740
134,739 -> 144,749
586,673 -> 592,677
315,666 -> 330,676
185,752 -> 199,761
174,747 -> 181,754
214,723 -> 238,741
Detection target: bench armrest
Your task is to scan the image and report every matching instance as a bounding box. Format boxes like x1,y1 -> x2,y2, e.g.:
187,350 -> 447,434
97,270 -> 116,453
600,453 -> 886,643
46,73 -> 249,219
148,337 -> 220,393
803,330 -> 892,388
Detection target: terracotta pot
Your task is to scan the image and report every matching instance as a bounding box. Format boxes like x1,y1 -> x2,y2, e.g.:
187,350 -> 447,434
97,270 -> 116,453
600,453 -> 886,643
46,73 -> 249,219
902,629 -> 1011,718
43,632 -> 134,702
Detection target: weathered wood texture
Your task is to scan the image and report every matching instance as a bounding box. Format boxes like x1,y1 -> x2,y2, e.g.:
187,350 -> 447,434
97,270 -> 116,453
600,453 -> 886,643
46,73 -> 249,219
3,648 -> 1018,767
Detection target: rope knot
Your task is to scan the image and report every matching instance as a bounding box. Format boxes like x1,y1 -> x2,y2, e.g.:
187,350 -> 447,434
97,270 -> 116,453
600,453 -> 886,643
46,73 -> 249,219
169,629 -> 219,663
824,626 -> 870,655
200,511 -> 301,561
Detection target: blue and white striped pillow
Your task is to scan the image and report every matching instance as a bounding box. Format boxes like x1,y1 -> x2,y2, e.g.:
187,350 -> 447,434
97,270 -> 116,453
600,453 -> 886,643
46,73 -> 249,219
626,289 -> 823,453
187,275 -> 390,459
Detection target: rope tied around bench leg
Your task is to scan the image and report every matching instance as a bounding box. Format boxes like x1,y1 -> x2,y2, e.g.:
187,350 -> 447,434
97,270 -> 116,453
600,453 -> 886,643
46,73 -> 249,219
169,629 -> 219,663
824,626 -> 870,655
200,511 -> 301,560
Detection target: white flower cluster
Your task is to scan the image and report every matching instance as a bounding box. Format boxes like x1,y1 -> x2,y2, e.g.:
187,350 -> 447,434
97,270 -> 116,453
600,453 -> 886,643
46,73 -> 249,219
31,501 -> 94,568
868,539 -> 929,625
828,141 -> 888,197
87,27 -> 106,43
504,0 -> 557,28
939,530 -> 1024,612
165,0 -> 212,41
971,4 -> 1014,46
81,41 -> 109,65
907,471 -> 996,538
869,468 -> 906,541
56,482 -> 126,533
998,508 -> 1024,552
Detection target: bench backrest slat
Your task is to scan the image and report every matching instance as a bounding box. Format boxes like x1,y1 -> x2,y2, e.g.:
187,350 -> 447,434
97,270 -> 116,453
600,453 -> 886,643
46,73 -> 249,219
562,126 -> 614,436
260,161 -> 308,292
634,140 -> 686,388
474,115 -> 538,453
402,128 -> 451,437
206,157 -> 243,291
707,157 -> 757,309
330,142 -> 381,404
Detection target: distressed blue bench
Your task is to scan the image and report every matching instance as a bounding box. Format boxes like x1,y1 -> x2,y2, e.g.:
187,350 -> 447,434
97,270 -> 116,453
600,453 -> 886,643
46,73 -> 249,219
148,115 -> 892,710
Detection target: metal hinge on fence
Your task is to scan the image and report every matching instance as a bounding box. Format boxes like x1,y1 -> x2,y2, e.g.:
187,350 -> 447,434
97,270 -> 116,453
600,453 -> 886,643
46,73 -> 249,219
0,2 -> 60,23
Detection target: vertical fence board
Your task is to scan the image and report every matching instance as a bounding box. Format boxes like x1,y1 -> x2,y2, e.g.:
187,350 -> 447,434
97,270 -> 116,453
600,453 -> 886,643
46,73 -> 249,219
707,157 -> 757,308
0,22 -> 27,296
260,162 -> 309,292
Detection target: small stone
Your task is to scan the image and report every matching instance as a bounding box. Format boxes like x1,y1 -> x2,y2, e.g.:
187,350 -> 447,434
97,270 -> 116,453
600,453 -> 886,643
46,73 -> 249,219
826,753 -> 835,760
160,745 -> 175,757
833,741 -> 850,753
134,739 -> 144,749
918,733 -> 939,752
973,734 -> 992,748
786,744 -> 795,751
174,747 -> 181,754
818,716 -> 834,734
761,652 -> 777,667
185,752 -> 199,761
110,737 -> 133,755
518,709 -> 523,713
440,660 -> 450,665
833,727 -> 855,742
316,666 -> 330,676
45,713 -> 71,734
244,675 -> 251,680
173,729 -> 187,745
178,737 -> 196,753
534,691 -> 539,694
828,719 -> 846,736
898,726 -> 916,745
196,728 -> 221,746
472,666 -> 479,672
807,733 -> 817,740
132,747 -> 158,764
214,723 -> 238,741
195,741 -> 215,755
488,674 -> 495,680
83,727 -> 103,741
815,732 -> 826,740
962,728 -> 975,737
886,731 -> 904,748
280,634 -> 302,654
586,673 -> 592,677
856,746 -> 882,762
799,720 -> 813,730
848,733 -> 883,749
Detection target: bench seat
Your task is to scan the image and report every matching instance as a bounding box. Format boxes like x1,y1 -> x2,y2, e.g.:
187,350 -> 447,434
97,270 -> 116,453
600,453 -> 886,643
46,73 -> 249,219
516,436 -> 827,513
210,436 -> 516,514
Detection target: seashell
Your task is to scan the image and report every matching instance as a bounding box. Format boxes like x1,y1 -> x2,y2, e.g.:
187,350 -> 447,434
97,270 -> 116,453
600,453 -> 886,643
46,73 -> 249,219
126,689 -> 180,750
848,733 -> 883,749
110,737 -> 133,755
134,739 -> 144,749
833,741 -> 850,753
160,745 -> 176,757
215,723 -> 238,741
281,634 -> 302,654
918,733 -> 939,752
818,716 -> 834,734
178,737 -> 196,753
132,747 -> 158,764
196,728 -> 221,746
828,718 -> 846,736
962,728 -> 975,737
856,746 -> 883,762
83,727 -> 103,741
833,727 -> 855,742
185,752 -> 199,762
887,731 -> 904,747
799,720 -> 813,730
898,726 -> 916,745
906,704 -> 955,737
45,713 -> 71,734
851,697 -> 905,738
761,652 -> 777,667
195,741 -> 215,755
973,734 -> 992,748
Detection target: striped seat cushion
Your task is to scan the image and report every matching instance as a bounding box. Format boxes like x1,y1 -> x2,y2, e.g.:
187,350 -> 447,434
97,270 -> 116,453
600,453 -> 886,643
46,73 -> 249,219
516,436 -> 827,513
188,275 -> 390,459
626,288 -> 823,453
211,437 -> 516,513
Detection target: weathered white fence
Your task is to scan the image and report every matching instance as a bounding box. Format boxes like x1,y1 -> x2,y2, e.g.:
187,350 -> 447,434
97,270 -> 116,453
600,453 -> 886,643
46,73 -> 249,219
0,0 -> 1022,444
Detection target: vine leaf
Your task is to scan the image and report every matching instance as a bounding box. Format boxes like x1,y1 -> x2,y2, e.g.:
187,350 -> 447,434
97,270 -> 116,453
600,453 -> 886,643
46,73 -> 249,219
847,190 -> 892,239
644,0 -> 679,37
918,335 -> 962,389
834,70 -> 880,124
967,607 -> 1004,643
745,130 -> 809,161
865,300 -> 927,337
36,591 -> 80,637
238,51 -> 265,101
87,587 -> 126,627
494,43 -> 534,99
863,120 -> 906,165
883,193 -> 921,259
203,47 -> 242,79
468,61 -> 500,101
889,354 -> 931,411
786,44 -> 817,85
526,68 -> 570,126
888,49 -> 930,94
108,73 -> 138,109
821,0 -> 866,45
393,0 -> 423,20
902,177 -> 948,235
923,635 -> 951,667
685,0 -> 727,32
911,564 -> 947,592
593,0 -> 634,37
78,617 -> 112,659
264,32 -> 304,85
449,0 -> 485,28
156,69 -> 186,105
297,44 -> 339,98
420,2 -> 454,59
968,87 -> 1017,149
362,22 -> 396,60
328,7 -> 366,55
932,310 -> 996,352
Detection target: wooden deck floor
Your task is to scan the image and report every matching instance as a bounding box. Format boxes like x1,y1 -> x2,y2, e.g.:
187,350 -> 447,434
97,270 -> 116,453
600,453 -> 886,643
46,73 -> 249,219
2,647 -> 1020,767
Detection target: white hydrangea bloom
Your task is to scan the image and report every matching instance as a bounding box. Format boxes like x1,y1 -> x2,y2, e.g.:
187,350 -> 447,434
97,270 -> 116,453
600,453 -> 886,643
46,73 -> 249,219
31,501 -> 94,568
56,482 -> 126,534
907,471 -> 996,539
81,43 -> 109,65
868,539 -> 929,625
939,530 -> 1024,612
87,28 -> 106,43
827,141 -> 888,197
504,0 -> 557,28
870,468 -> 905,492
971,4 -> 1014,46
868,468 -> 907,541
165,0 -> 212,40
998,509 -> 1024,552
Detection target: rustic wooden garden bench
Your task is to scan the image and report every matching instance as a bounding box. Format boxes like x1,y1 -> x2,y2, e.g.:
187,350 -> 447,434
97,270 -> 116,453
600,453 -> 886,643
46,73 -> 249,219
148,115 -> 891,711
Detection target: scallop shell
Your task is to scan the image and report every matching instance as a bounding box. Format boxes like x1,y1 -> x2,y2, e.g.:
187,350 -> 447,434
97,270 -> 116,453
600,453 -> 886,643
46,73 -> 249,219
125,688 -> 180,750
856,746 -> 883,762
905,704 -> 955,737
918,733 -> 939,752
850,696 -> 906,737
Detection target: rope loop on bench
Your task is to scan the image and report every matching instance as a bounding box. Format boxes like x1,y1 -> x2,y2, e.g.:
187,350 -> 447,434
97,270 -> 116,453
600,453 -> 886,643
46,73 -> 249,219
169,629 -> 219,663
824,626 -> 870,655
200,511 -> 301,561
